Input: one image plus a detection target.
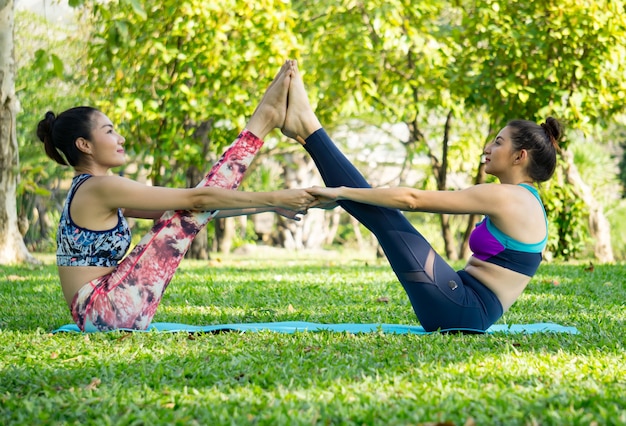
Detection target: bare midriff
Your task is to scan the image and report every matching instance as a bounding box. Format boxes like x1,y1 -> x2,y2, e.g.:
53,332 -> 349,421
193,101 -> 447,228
58,265 -> 115,306
464,256 -> 532,312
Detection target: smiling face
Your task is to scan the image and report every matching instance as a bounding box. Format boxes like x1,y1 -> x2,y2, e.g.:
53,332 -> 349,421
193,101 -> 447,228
482,126 -> 519,179
76,112 -> 127,173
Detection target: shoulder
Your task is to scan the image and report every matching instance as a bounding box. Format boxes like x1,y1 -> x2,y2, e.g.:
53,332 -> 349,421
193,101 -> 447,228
487,184 -> 546,229
463,183 -> 531,202
464,183 -> 519,195
458,183 -> 532,216
82,175 -> 146,192
76,175 -> 154,206
455,183 -> 516,204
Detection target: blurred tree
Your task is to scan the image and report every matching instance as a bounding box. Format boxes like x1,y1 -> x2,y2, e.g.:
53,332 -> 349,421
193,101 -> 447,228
0,0 -> 37,264
295,0 -> 626,262
84,0 -> 305,257
10,0 -> 626,263
14,9 -> 93,252
452,0 -> 626,261
294,0 -> 483,260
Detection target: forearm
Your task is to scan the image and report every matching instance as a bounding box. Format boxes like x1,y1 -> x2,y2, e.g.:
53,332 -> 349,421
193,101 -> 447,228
193,187 -> 279,211
337,186 -> 421,211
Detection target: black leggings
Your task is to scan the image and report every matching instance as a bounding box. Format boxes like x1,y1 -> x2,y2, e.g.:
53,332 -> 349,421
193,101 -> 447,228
305,129 -> 503,332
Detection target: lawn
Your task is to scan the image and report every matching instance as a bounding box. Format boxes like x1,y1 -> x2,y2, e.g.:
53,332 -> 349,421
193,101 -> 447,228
1,250 -> 624,425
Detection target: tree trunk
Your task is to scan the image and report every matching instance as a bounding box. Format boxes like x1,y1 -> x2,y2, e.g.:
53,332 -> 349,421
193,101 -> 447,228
460,160 -> 486,260
562,149 -> 614,263
0,0 -> 36,264
213,217 -> 235,254
440,214 -> 459,261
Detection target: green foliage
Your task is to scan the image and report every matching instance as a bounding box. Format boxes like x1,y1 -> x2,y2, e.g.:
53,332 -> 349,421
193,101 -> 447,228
1,255 -> 625,424
449,0 -> 626,258
619,144 -> 626,197
13,0 -> 626,260
14,11 -> 94,250
293,0 -> 487,259
612,116 -> 626,198
295,0 -> 457,123
607,200 -> 626,259
452,0 -> 626,131
85,0 -> 301,186
541,174 -> 589,260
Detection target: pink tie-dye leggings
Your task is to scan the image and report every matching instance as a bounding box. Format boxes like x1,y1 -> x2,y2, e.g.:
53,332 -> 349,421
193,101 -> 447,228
70,130 -> 263,332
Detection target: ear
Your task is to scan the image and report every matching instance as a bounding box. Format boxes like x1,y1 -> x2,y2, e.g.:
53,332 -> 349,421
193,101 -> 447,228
75,137 -> 92,155
514,149 -> 528,164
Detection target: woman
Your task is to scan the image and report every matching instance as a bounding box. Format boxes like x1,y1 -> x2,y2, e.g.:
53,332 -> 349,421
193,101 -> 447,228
282,62 -> 561,332
37,60 -> 316,332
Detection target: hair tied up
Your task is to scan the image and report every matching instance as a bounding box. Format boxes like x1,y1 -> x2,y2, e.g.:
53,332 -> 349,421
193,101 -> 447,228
541,117 -> 562,152
36,110 -> 71,166
36,111 -> 56,144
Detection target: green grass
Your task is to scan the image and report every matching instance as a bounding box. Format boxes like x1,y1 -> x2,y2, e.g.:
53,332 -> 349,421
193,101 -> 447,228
1,251 -> 625,425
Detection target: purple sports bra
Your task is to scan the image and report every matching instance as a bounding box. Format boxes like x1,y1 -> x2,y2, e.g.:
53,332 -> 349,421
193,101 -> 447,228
468,184 -> 548,276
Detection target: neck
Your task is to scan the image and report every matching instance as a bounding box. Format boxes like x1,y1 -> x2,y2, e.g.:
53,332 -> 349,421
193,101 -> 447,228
74,164 -> 108,176
495,171 -> 534,185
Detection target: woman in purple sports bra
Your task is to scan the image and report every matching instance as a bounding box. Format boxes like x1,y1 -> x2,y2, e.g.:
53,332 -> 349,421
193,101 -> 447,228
37,60 -> 317,332
283,62 -> 561,333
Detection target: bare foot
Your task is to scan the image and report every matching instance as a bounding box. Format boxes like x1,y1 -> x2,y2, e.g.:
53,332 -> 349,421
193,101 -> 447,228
281,61 -> 322,145
245,60 -> 292,139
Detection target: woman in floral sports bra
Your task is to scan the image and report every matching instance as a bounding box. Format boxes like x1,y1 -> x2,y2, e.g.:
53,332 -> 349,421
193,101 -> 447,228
37,60 -> 317,332
283,62 -> 561,332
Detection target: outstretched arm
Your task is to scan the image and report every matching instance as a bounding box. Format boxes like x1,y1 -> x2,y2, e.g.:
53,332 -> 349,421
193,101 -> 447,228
83,175 -> 317,213
125,206 -> 305,222
306,184 -> 511,217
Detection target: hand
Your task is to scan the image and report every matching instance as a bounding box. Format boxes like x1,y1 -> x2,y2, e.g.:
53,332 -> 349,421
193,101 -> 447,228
306,186 -> 342,201
275,188 -> 317,211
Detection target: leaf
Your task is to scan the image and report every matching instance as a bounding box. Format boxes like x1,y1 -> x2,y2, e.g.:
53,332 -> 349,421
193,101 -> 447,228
518,91 -> 529,103
51,54 -> 64,78
127,0 -> 148,20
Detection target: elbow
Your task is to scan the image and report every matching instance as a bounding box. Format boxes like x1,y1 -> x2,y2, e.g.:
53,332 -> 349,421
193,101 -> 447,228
190,190 -> 213,211
402,192 -> 422,211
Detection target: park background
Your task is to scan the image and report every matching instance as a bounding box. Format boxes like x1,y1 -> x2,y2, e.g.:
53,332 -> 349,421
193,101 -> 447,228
1,0 -> 626,264
1,1 -> 625,425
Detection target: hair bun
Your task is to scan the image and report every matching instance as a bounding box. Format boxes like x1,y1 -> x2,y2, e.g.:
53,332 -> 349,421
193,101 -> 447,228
541,117 -> 562,149
36,111 -> 56,144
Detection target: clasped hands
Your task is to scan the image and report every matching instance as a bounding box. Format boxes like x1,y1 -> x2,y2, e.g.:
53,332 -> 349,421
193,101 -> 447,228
278,186 -> 340,221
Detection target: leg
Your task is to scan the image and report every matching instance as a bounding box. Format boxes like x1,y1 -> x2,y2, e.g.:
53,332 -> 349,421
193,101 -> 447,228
283,64 -> 502,331
71,62 -> 293,332
304,129 -> 504,331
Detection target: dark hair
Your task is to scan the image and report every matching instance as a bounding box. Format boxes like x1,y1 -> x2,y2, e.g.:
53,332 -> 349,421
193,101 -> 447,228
506,117 -> 562,182
36,106 -> 100,166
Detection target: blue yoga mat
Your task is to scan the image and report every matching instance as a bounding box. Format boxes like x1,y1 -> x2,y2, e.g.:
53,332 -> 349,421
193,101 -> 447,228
52,321 -> 578,335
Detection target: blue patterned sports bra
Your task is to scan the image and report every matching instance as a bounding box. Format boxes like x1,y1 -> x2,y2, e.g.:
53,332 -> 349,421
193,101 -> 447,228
56,174 -> 132,267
